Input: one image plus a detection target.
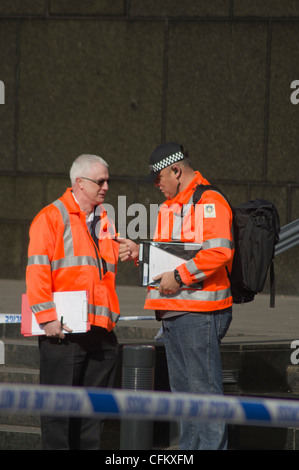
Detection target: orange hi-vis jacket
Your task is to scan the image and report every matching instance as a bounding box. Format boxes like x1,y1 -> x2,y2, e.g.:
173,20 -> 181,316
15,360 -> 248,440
144,171 -> 234,313
26,188 -> 120,332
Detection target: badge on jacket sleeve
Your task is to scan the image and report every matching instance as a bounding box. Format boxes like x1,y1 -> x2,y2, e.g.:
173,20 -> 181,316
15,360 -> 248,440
204,203 -> 216,218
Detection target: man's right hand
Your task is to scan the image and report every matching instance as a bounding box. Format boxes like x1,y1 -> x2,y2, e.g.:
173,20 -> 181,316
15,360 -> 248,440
43,319 -> 72,339
118,238 -> 139,262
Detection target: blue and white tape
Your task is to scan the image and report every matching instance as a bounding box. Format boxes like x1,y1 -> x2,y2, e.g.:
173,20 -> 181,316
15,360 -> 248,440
0,314 -> 22,324
0,314 -> 155,324
0,383 -> 299,428
118,316 -> 156,321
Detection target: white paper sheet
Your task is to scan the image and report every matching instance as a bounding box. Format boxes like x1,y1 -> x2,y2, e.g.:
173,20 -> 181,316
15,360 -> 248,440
148,245 -> 187,282
27,291 -> 89,335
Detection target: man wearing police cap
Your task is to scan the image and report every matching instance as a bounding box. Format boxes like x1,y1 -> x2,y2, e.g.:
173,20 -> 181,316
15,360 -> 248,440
119,142 -> 234,450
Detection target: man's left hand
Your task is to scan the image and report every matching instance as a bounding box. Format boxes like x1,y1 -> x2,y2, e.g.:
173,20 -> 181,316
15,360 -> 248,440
153,271 -> 181,295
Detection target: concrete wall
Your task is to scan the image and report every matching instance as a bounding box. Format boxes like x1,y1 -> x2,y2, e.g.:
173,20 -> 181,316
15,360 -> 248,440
0,1 -> 298,293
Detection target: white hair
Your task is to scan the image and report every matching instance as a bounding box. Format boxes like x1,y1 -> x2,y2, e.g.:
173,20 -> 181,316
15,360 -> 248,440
70,154 -> 109,185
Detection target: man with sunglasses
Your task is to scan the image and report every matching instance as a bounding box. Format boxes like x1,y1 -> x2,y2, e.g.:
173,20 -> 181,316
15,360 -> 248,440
25,154 -> 120,449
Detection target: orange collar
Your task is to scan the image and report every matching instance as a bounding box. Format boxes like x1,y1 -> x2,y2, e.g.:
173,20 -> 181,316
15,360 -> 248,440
164,171 -> 210,206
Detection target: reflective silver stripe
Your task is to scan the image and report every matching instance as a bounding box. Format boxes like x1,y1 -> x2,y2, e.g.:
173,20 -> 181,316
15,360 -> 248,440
171,204 -> 194,240
31,301 -> 56,314
52,199 -> 74,257
51,257 -> 116,273
184,239 -> 233,279
185,259 -> 206,280
171,209 -> 182,240
202,238 -> 234,250
90,304 -> 119,323
51,256 -> 98,271
148,287 -> 231,303
106,262 -> 116,274
27,255 -> 50,266
51,200 -> 117,275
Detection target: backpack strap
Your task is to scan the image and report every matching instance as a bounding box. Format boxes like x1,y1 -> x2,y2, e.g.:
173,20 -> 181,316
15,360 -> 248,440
270,261 -> 275,308
192,184 -> 232,210
192,184 -> 233,284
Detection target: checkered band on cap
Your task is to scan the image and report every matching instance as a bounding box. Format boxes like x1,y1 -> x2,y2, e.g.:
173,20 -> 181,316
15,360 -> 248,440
150,151 -> 184,173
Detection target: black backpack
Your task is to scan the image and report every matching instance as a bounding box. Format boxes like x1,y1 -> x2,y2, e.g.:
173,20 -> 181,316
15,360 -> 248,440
193,185 -> 280,307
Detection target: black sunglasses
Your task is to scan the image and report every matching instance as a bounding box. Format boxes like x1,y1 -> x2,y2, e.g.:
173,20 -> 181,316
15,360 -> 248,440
80,176 -> 111,187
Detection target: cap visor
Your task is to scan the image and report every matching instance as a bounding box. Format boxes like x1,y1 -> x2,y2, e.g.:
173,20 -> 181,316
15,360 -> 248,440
146,171 -> 159,183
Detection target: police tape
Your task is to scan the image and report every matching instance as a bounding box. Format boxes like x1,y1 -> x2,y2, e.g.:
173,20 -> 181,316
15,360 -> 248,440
0,314 -> 22,324
0,314 -> 155,324
0,383 -> 299,428
118,316 -> 156,321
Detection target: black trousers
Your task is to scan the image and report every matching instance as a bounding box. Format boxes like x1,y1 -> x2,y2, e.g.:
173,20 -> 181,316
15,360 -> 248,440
38,326 -> 119,450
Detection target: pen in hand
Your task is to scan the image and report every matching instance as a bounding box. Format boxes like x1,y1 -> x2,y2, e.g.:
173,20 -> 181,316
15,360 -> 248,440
59,316 -> 72,335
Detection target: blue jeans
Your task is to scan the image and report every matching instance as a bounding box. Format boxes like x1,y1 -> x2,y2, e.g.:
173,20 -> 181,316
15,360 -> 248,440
162,308 -> 232,450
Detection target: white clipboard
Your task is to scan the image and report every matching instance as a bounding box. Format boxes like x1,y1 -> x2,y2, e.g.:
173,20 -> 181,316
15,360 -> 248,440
139,241 -> 202,287
21,290 -> 90,336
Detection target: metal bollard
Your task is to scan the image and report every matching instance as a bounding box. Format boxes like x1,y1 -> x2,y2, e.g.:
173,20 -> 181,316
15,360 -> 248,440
120,345 -> 155,450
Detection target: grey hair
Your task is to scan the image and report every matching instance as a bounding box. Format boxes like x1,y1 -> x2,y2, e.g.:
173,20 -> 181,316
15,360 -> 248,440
70,154 -> 109,185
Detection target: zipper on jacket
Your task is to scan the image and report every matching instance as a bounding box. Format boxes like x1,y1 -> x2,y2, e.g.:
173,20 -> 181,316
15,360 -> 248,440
87,229 -> 103,281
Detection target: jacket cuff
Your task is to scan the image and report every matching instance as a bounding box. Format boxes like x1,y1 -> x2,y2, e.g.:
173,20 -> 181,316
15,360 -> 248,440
34,308 -> 57,325
176,264 -> 192,286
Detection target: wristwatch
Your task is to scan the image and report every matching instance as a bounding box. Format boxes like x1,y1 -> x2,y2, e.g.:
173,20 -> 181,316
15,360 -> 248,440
174,269 -> 182,286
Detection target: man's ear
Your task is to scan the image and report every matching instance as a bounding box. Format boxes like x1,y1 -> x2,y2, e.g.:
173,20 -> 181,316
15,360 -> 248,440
172,166 -> 181,177
76,177 -> 84,189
